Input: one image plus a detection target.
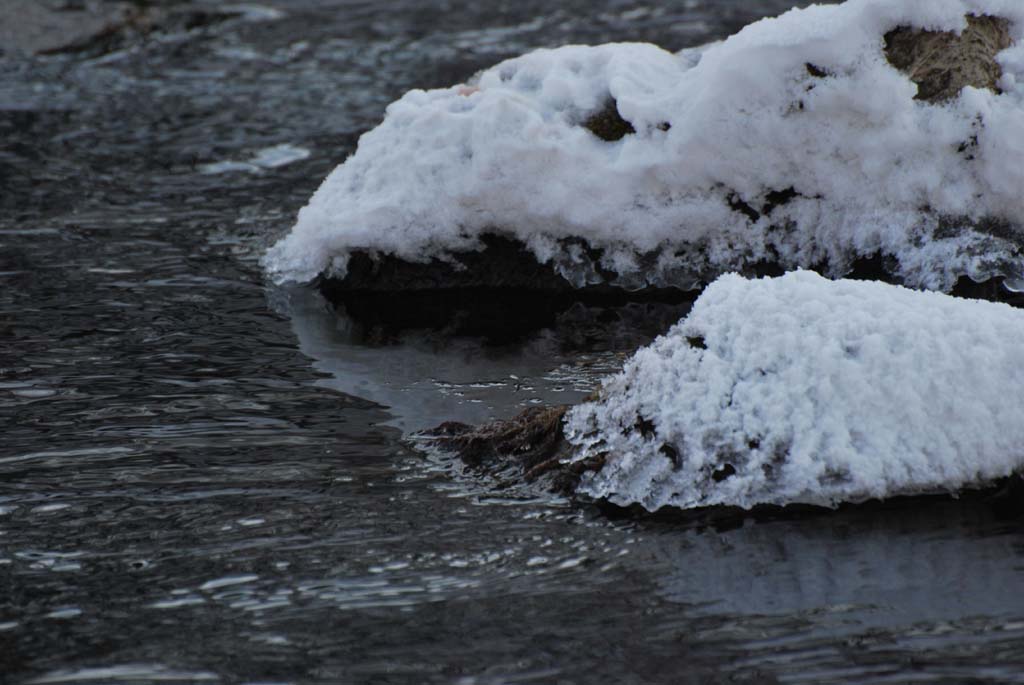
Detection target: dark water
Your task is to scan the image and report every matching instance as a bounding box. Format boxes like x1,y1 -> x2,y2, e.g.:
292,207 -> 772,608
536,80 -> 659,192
3,1 -> 1024,683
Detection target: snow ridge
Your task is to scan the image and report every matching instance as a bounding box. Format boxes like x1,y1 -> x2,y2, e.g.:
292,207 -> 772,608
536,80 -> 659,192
264,0 -> 1024,291
565,271 -> 1024,510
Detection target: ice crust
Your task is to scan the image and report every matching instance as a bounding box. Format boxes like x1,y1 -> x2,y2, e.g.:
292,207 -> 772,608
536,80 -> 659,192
565,271 -> 1024,510
264,0 -> 1024,290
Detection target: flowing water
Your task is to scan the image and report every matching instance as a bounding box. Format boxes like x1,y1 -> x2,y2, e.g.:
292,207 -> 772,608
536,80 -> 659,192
3,1 -> 1024,683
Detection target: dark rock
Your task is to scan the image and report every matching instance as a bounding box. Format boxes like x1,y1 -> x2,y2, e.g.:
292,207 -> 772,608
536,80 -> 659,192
429,401 -> 1024,521
762,186 -> 799,215
319,233 -> 701,301
425,405 -> 604,495
582,98 -> 635,141
594,480 -> 1024,530
727,186 -> 804,223
633,415 -> 656,439
727,193 -> 761,223
313,13 -> 1023,302
658,442 -> 680,468
884,14 -> 1012,102
805,62 -> 830,78
329,235 -> 588,293
321,230 -> 1024,316
320,236 -> 696,344
985,473 -> 1024,519
711,463 -> 737,483
430,404 -> 1024,519
428,406 -> 569,470
421,387 -> 1024,516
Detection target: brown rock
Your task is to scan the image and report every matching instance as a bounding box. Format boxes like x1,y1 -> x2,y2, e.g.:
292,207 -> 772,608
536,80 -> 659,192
884,14 -> 1013,102
427,405 -> 604,495
582,98 -> 635,141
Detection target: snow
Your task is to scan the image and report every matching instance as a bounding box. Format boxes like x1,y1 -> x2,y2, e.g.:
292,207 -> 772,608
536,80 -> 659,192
199,143 -> 310,175
264,0 -> 1024,290
564,271 -> 1024,511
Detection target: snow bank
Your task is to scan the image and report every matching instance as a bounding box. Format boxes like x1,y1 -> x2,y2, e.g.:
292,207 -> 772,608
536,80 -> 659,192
265,0 -> 1024,290
564,271 -> 1024,510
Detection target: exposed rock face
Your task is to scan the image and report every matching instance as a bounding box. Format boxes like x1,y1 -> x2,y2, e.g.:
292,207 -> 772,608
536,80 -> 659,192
582,99 -> 636,141
320,232 -> 1022,313
427,406 -> 604,495
428,406 -> 1024,518
332,236 -> 589,293
314,14 -> 1021,299
321,233 -> 704,300
884,15 -> 1012,102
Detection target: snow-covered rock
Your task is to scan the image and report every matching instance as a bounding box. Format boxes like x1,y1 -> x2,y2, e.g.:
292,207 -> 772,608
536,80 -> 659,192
265,0 -> 1024,292
564,271 -> 1024,511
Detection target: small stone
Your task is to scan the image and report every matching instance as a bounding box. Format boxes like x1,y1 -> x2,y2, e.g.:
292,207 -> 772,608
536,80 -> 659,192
582,98 -> 635,142
884,15 -> 1012,103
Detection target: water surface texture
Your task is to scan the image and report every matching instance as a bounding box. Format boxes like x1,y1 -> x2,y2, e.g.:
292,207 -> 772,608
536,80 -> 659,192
3,1 -> 1024,683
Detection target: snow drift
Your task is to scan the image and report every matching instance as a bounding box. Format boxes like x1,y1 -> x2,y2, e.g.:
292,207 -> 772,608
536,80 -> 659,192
264,0 -> 1024,291
565,271 -> 1024,511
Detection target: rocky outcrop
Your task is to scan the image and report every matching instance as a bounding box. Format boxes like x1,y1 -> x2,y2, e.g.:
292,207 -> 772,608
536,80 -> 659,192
427,406 -> 603,495
328,236 -> 595,293
423,271 -> 1024,520
582,99 -> 636,141
427,404 -> 1024,519
319,233 -> 1023,319
317,8 -> 1022,300
268,3 -> 1024,297
884,15 -> 1012,102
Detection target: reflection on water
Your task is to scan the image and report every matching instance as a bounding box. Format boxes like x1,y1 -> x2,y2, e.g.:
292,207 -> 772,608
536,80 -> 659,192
281,286 -> 688,431
3,0 -> 1024,683
649,501 -> 1024,622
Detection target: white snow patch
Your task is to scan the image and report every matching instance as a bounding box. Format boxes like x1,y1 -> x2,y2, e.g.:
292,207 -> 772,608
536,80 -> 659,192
200,144 -> 309,175
264,0 -> 1024,289
226,4 -> 285,22
199,574 -> 259,591
565,271 -> 1024,510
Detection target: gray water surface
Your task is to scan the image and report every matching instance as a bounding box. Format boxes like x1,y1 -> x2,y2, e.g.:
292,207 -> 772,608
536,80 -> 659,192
3,1 -> 1024,683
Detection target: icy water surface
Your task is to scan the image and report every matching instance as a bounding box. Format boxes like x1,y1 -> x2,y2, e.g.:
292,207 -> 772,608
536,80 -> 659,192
3,1 -> 1024,683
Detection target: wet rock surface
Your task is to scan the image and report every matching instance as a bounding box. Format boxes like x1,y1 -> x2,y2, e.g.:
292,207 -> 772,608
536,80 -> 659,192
429,406 -> 1024,522
328,235 -> 591,292
323,230 -> 1024,313
595,474 -> 1024,528
422,267 -> 1024,519
884,14 -> 1012,102
426,405 -> 604,495
581,97 -> 636,141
